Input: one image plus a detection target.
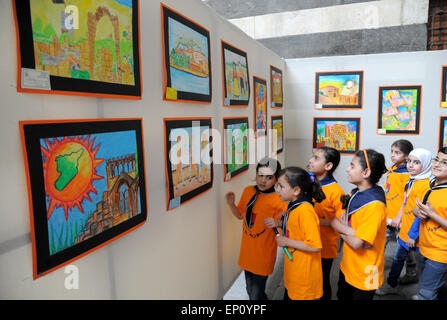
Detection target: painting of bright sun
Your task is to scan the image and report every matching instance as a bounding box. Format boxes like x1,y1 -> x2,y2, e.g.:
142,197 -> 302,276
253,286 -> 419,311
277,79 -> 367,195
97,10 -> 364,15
40,130 -> 142,255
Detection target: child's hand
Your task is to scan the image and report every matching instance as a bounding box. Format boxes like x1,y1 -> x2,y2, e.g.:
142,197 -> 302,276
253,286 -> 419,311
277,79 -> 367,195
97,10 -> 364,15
390,216 -> 401,229
406,238 -> 416,248
276,235 -> 288,247
263,218 -> 278,228
225,192 -> 235,205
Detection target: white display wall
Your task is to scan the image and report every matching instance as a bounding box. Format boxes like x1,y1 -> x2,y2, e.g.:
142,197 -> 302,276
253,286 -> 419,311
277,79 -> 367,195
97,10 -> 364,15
0,0 -> 284,299
284,50 -> 447,193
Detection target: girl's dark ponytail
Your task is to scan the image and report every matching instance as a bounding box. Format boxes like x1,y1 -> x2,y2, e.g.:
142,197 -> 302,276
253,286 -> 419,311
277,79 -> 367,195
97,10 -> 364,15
280,167 -> 326,203
309,174 -> 326,203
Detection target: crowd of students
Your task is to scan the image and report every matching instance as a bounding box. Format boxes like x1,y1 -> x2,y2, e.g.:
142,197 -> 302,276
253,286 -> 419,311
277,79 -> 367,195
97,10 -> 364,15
225,141 -> 447,300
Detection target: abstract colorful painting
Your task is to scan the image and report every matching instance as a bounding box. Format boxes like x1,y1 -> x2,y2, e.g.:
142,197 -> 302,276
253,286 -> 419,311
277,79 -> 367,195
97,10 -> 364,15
254,76 -> 267,138
271,115 -> 284,155
20,119 -> 147,279
442,66 -> 447,108
315,71 -> 363,109
221,41 -> 250,106
223,117 -> 249,181
13,0 -> 141,98
270,66 -> 283,108
164,118 -> 213,210
162,4 -> 212,103
313,118 -> 360,154
378,86 -> 421,134
439,117 -> 447,149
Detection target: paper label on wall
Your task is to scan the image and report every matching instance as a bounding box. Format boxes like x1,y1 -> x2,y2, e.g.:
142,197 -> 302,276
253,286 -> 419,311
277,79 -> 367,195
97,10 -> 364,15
224,98 -> 230,106
315,103 -> 323,109
377,128 -> 386,134
169,197 -> 181,210
226,172 -> 232,181
21,68 -> 50,90
166,87 -> 178,100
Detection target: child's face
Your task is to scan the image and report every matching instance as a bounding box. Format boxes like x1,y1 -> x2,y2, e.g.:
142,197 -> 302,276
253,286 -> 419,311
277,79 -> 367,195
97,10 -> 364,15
275,175 -> 299,202
432,152 -> 447,182
256,166 -> 276,191
346,156 -> 366,185
307,149 -> 331,176
406,155 -> 423,176
391,146 -> 407,165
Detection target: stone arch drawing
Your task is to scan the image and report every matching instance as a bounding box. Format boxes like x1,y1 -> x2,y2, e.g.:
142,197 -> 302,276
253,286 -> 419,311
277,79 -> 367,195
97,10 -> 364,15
87,6 -> 121,82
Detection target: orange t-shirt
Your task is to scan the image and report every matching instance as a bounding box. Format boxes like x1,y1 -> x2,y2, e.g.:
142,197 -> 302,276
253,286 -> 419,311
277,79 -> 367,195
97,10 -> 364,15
383,164 -> 410,220
283,201 -> 323,300
398,179 -> 430,244
340,188 -> 387,291
237,186 -> 287,276
419,183 -> 447,263
314,177 -> 344,259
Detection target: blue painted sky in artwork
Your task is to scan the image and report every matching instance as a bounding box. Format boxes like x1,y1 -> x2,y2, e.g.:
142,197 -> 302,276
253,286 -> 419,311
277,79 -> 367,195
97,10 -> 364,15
114,0 -> 132,8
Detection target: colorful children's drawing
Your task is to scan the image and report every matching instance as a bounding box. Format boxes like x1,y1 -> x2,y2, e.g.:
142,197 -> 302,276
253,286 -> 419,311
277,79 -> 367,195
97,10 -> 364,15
442,66 -> 447,108
271,115 -> 284,154
315,71 -> 363,109
439,117 -> 447,149
254,76 -> 267,137
313,118 -> 360,154
20,119 -> 147,279
165,118 -> 213,210
378,86 -> 421,134
14,0 -> 142,98
221,41 -> 250,106
162,5 -> 212,102
223,117 -> 249,181
270,66 -> 283,108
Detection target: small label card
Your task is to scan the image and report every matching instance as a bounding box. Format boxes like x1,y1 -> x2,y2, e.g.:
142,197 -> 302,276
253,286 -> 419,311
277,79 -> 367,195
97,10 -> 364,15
21,68 -> 51,90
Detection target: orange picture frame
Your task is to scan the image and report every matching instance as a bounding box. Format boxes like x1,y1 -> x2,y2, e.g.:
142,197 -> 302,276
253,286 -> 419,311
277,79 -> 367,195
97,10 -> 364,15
20,118 -> 147,279
12,0 -> 142,99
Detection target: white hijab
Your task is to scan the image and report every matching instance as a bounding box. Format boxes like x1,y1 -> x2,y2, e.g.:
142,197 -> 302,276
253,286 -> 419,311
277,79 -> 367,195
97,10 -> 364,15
408,148 -> 432,180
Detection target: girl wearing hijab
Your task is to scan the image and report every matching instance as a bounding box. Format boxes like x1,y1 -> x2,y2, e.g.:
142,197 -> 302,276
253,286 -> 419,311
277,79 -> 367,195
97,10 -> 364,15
376,148 -> 432,295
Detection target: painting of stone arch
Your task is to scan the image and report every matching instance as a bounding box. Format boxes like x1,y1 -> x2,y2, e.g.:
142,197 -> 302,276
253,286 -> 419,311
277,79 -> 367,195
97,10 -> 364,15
20,119 -> 147,279
13,0 -> 141,98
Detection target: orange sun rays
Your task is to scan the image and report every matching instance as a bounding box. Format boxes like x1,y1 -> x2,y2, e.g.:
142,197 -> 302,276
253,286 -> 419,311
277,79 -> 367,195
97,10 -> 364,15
41,135 -> 104,221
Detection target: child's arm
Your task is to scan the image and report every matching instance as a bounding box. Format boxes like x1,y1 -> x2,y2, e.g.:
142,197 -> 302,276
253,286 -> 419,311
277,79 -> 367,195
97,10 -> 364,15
276,236 -> 320,253
390,204 -> 404,228
415,199 -> 447,231
225,192 -> 243,220
331,217 -> 365,250
407,215 -> 421,248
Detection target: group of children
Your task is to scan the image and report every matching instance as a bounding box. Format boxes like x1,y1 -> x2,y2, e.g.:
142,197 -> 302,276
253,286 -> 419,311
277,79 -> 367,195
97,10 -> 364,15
225,141 -> 447,300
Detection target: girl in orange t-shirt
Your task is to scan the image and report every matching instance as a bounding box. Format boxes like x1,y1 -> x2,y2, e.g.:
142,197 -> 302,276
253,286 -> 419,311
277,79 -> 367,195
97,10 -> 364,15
307,146 -> 344,300
269,166 -> 325,300
225,157 -> 286,300
331,149 -> 388,300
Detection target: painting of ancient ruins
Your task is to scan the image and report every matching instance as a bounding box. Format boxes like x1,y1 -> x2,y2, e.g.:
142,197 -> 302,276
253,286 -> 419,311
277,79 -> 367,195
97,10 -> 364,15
315,71 -> 363,109
14,0 -> 141,97
20,119 -> 147,279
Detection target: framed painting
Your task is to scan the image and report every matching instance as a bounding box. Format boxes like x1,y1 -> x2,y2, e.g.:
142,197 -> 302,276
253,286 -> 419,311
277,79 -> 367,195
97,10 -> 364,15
20,118 -> 147,279
13,0 -> 142,99
164,118 -> 213,210
221,40 -> 250,107
270,66 -> 283,108
439,117 -> 447,150
162,4 -> 212,103
271,115 -> 284,155
441,66 -> 447,108
223,117 -> 249,181
253,76 -> 267,138
312,117 -> 360,155
377,85 -> 421,135
315,71 -> 363,109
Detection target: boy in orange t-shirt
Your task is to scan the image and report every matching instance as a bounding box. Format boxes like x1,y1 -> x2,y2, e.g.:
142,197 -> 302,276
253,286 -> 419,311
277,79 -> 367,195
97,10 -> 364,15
225,157 -> 286,300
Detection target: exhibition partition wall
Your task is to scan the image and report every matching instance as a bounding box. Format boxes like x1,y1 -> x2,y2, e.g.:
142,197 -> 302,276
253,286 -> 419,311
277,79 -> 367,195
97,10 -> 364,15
284,50 -> 447,193
0,0 -> 284,299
